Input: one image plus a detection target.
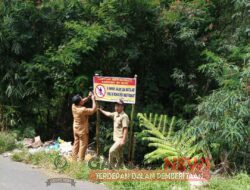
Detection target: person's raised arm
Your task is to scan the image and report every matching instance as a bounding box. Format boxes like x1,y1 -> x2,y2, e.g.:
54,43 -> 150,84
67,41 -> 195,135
81,92 -> 92,104
91,94 -> 97,111
78,94 -> 96,116
99,108 -> 114,118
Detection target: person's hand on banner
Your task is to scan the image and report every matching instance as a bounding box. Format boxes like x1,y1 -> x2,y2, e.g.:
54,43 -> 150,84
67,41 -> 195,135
91,94 -> 96,101
88,91 -> 93,98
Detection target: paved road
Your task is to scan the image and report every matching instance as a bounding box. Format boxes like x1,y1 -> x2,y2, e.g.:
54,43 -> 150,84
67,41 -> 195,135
0,155 -> 107,190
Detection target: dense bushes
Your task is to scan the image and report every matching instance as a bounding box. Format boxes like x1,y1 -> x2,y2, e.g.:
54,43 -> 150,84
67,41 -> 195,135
0,132 -> 18,153
0,0 -> 249,171
0,0 -> 215,137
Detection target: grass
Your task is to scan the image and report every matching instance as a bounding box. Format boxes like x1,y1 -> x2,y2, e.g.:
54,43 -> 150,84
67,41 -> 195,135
11,150 -> 90,180
10,150 -> 250,190
0,131 -> 20,154
106,174 -> 250,190
106,181 -> 190,190
209,173 -> 250,190
11,150 -> 189,189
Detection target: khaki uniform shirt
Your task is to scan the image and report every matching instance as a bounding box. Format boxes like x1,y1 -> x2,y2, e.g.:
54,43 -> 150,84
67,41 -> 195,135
72,104 -> 95,134
107,111 -> 129,142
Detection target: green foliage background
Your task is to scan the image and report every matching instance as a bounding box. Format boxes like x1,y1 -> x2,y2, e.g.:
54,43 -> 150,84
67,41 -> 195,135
0,0 -> 249,171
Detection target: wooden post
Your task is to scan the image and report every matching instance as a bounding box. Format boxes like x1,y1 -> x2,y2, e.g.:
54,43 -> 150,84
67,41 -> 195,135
128,104 -> 135,162
128,74 -> 137,163
96,101 -> 100,156
95,74 -> 100,156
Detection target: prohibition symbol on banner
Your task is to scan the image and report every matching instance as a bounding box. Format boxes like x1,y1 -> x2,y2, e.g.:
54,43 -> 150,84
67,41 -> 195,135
95,85 -> 106,98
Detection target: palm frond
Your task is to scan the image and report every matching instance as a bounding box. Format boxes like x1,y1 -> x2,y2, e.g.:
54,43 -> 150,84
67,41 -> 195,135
137,113 -> 202,164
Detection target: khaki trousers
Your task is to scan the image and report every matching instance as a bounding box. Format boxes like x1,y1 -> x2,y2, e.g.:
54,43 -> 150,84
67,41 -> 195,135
109,141 -> 124,169
72,132 -> 88,161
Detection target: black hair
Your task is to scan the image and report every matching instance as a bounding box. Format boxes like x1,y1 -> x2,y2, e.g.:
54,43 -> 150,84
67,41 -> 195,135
72,94 -> 81,105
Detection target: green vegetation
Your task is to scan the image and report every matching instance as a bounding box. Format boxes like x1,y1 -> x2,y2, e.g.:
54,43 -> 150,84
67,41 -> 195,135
1,0 -> 248,138
0,132 -> 19,153
0,0 -> 249,189
186,50 -> 250,172
137,113 -> 202,164
209,173 -> 250,190
11,150 -> 89,179
11,150 -> 250,190
11,150 -> 188,189
106,181 -> 190,190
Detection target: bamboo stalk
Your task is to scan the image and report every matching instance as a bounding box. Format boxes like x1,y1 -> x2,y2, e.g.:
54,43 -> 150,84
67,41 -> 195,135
128,104 -> 135,162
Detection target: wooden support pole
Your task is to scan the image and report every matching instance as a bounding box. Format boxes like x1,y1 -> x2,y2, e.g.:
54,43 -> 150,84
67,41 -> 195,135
96,101 -> 100,156
94,73 -> 100,156
128,74 -> 137,163
128,104 -> 135,162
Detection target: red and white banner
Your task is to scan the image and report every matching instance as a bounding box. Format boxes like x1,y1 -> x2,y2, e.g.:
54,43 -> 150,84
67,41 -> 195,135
93,76 -> 137,104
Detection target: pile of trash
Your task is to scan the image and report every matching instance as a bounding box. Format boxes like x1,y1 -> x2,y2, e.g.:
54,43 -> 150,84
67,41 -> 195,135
1,136 -> 97,161
23,136 -> 72,156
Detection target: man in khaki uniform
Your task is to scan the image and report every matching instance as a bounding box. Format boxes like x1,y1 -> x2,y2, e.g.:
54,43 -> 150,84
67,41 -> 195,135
99,99 -> 129,168
71,93 -> 96,161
